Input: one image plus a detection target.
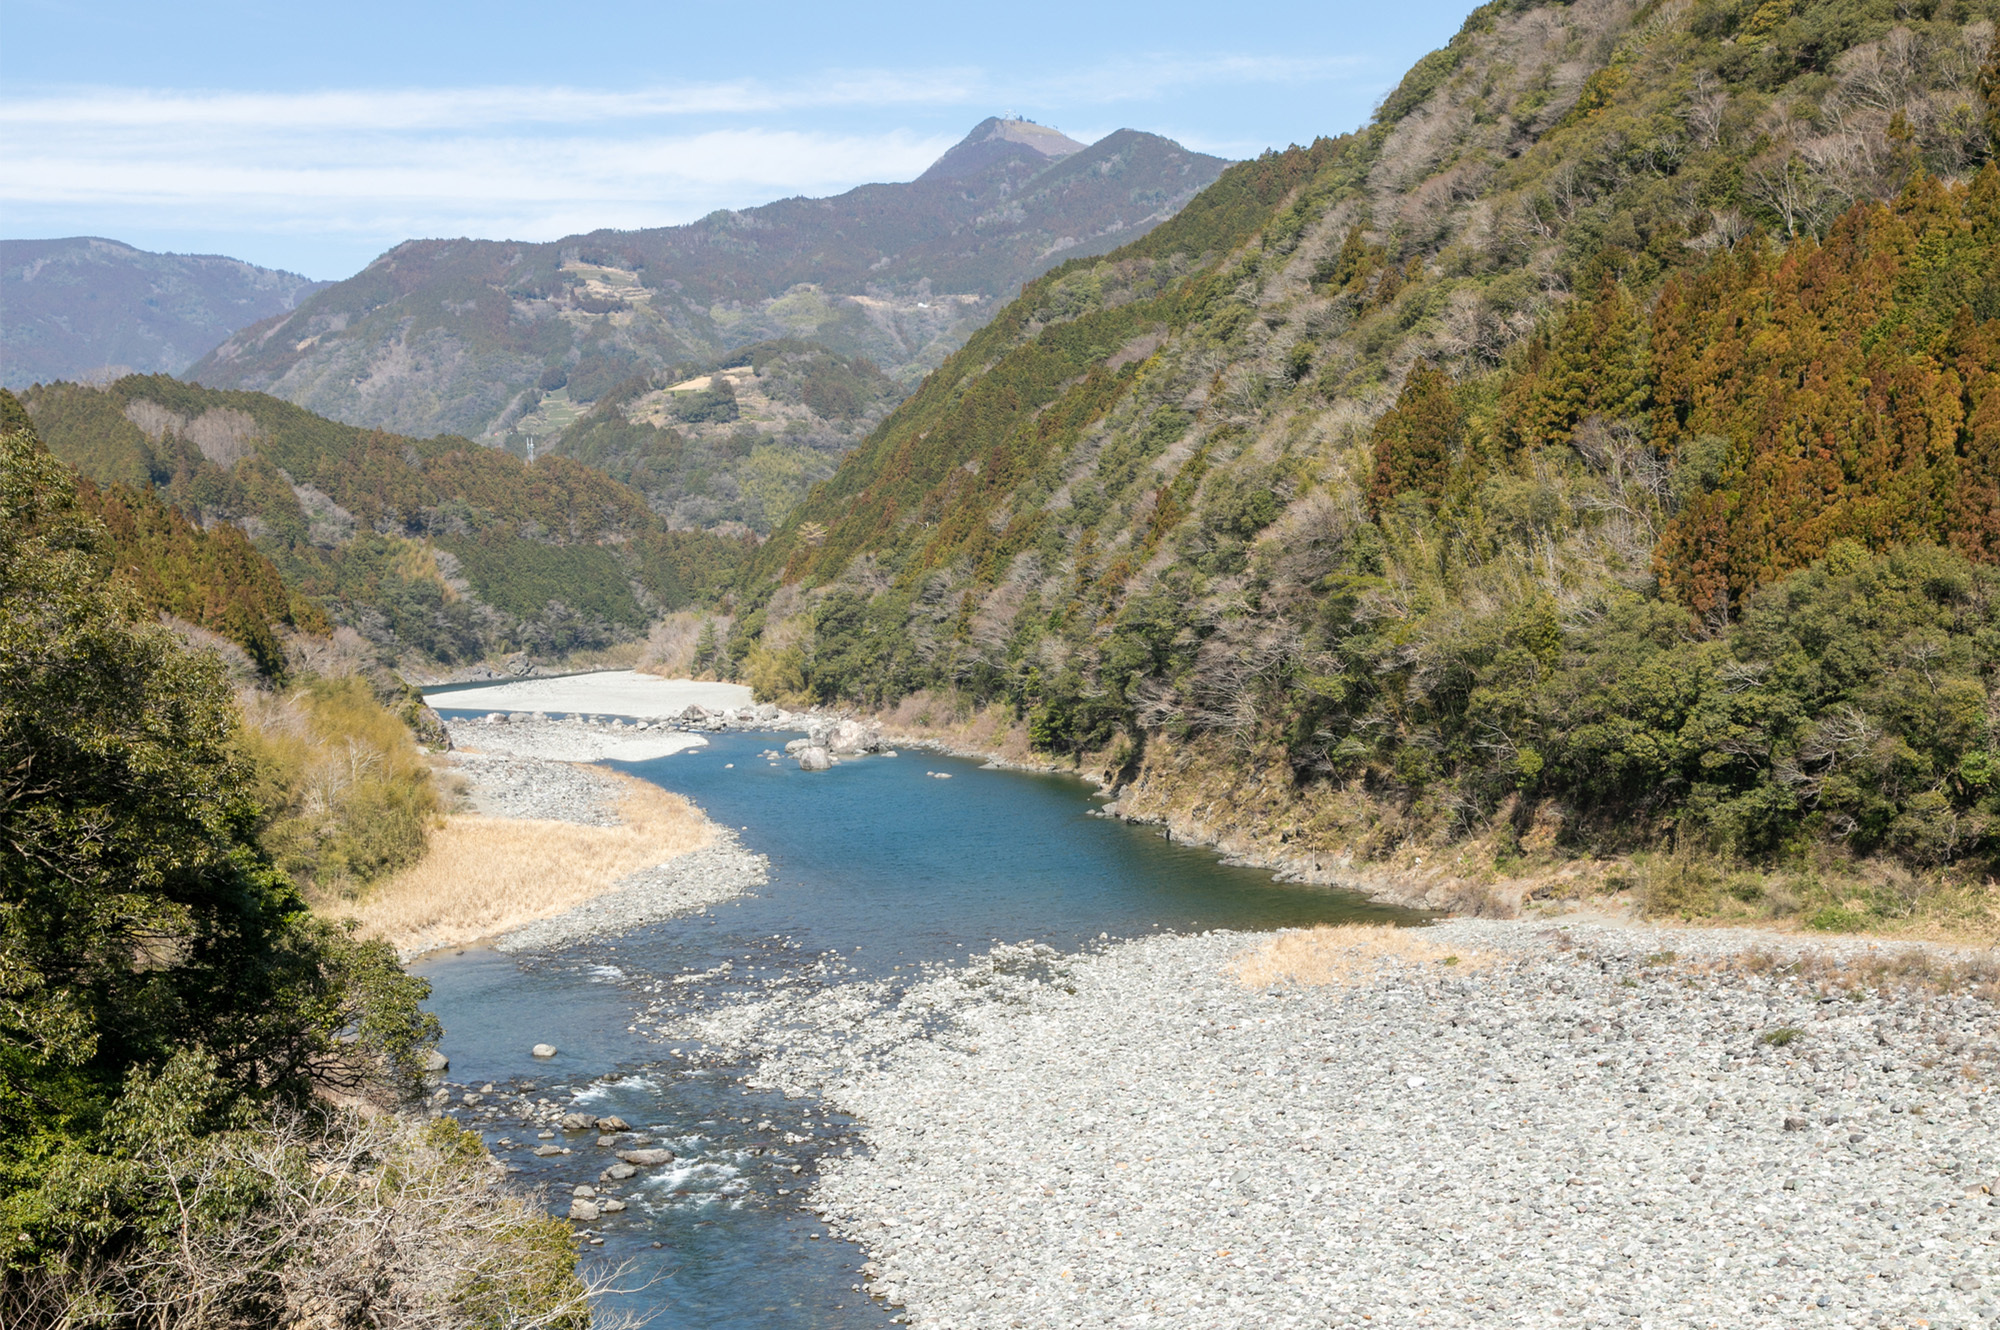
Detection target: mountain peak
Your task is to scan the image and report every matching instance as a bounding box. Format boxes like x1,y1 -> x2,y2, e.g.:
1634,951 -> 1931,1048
918,117 -> 1087,183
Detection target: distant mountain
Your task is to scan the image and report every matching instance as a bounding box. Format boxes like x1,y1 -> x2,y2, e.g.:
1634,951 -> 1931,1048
187,120 -> 1228,446
1,238 -> 327,389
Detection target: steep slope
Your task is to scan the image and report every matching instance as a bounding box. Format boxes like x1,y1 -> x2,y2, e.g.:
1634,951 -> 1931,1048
0,238 -> 326,388
186,121 -> 1227,442
20,377 -> 746,667
731,0 -> 2000,924
0,387 -> 324,675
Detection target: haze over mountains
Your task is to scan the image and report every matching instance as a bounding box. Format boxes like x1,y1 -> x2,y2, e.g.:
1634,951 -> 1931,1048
0,238 -> 327,389
187,119 -> 1226,444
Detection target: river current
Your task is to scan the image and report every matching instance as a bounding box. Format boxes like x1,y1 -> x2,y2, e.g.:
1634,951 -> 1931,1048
418,703 -> 1414,1326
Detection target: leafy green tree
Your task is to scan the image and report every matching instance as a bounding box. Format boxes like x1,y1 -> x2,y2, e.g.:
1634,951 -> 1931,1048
0,423 -> 436,1271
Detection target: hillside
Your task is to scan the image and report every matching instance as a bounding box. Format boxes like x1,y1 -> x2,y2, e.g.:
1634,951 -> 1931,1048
728,0 -> 2000,931
185,120 -> 1227,444
0,238 -> 327,389
19,376 -> 746,668
539,338 -> 906,533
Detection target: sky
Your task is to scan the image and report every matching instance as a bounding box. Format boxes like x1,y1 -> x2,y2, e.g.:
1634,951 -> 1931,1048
1,0 -> 1479,281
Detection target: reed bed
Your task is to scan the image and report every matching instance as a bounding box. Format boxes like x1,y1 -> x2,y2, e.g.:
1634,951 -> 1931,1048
345,777 -> 711,957
1229,923 -> 1491,990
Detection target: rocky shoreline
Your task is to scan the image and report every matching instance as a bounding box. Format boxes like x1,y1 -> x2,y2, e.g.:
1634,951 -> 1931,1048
660,920 -> 1998,1329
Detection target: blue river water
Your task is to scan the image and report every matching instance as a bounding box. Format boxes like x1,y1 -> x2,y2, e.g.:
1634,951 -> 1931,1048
416,705 -> 1416,1326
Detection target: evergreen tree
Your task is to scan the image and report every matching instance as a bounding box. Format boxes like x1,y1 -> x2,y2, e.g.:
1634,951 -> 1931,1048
1368,363 -> 1464,518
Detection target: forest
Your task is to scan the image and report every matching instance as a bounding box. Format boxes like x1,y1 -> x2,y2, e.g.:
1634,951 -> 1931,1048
725,0 -> 2000,929
17,376 -> 749,668
0,414 -> 589,1321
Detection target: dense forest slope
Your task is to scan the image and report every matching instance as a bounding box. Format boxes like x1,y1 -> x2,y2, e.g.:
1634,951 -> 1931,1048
731,0 -> 2000,925
19,376 -> 744,667
187,119 -> 1226,444
0,237 -> 326,388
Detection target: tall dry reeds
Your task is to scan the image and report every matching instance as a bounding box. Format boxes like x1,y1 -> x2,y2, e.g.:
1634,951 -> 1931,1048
343,775 -> 711,957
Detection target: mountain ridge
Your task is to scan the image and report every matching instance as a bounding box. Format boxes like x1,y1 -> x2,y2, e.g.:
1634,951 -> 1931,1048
1,238 -> 327,389
187,121 -> 1228,447
718,0 -> 2000,929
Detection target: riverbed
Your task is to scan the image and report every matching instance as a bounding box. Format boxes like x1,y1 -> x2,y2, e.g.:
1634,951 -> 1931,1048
418,692 -> 1415,1328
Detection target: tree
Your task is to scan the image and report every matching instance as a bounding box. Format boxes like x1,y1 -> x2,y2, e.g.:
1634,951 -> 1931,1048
1368,363 -> 1464,518
0,422 -> 436,1272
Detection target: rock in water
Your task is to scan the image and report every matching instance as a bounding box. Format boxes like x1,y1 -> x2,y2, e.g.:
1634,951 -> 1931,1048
798,746 -> 833,772
531,1043 -> 558,1058
594,1115 -> 630,1132
826,719 -> 882,754
560,1112 -> 596,1131
568,1200 -> 600,1222
423,1050 -> 449,1073
617,1148 -> 675,1166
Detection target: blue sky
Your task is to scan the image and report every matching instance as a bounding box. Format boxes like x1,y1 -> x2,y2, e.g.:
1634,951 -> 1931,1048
1,0 -> 1478,281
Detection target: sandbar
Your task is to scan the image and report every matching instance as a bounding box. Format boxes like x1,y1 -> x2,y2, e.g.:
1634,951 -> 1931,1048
423,671 -> 753,720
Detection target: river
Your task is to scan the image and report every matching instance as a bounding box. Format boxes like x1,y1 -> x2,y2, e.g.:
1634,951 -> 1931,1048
417,704 -> 1418,1327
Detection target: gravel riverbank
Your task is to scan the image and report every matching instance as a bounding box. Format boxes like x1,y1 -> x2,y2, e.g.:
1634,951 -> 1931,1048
438,720 -> 767,954
664,920 -> 1998,1329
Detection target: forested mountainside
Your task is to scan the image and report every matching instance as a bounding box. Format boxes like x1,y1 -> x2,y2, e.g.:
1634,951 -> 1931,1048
541,338 -> 905,533
0,415 -> 588,1320
0,237 -> 326,389
728,0 -> 2000,921
185,120 -> 1226,442
18,377 -> 745,667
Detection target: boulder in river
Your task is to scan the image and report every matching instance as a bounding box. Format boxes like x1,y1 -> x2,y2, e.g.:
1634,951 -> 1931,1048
531,1043 -> 558,1058
797,746 -> 832,772
595,1115 -> 630,1132
826,719 -> 881,754
784,738 -> 810,754
617,1148 -> 675,1166
568,1200 -> 600,1222
423,1050 -> 449,1074
560,1112 -> 596,1131
601,1163 -> 639,1180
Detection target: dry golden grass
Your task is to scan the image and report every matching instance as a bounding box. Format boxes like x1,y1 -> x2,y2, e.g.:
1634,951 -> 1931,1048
342,774 -> 712,958
1230,924 -> 1492,990
1692,945 -> 2000,1002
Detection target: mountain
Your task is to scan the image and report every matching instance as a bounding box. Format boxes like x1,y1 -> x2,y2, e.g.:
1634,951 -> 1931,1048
18,376 -> 746,669
541,338 -> 907,534
726,0 -> 2000,926
1,238 -> 327,389
185,121 -> 1228,447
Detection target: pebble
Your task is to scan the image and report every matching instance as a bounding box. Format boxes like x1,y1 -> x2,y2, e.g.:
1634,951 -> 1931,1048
676,921 -> 1998,1328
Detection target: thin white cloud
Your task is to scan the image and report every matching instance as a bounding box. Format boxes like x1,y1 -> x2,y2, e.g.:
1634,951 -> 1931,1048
0,53 -> 1368,134
0,49 -> 1383,265
2,128 -> 957,230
